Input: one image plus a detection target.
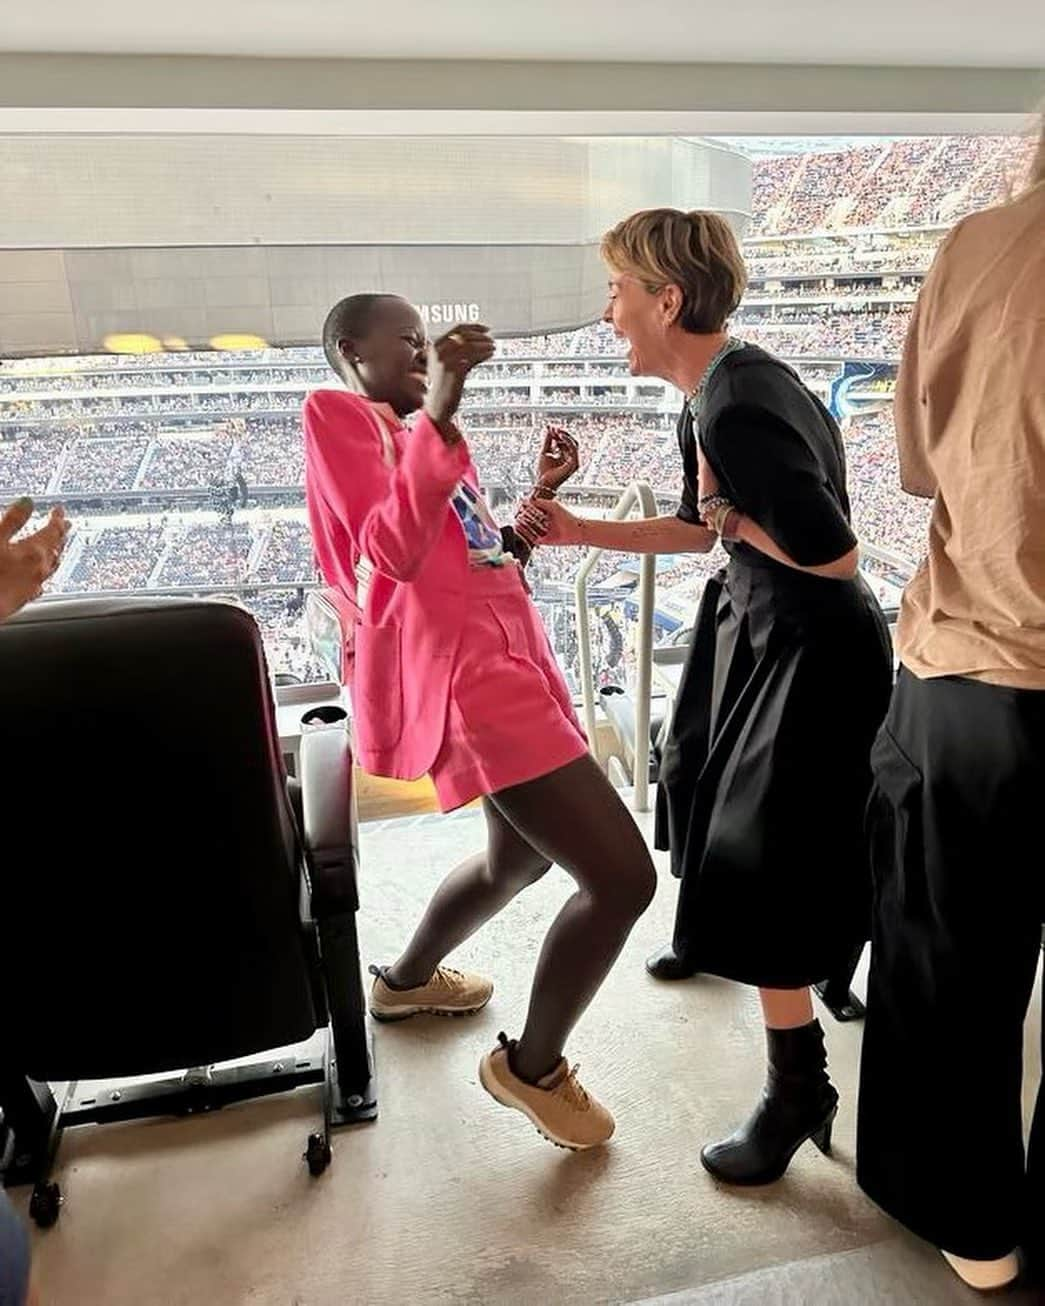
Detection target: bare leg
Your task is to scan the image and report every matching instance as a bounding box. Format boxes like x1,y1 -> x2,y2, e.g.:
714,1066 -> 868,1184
760,986 -> 815,1030
489,754 -> 657,1082
384,797 -> 551,990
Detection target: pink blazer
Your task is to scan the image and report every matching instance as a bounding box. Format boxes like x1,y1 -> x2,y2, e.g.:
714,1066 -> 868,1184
303,388 -> 477,779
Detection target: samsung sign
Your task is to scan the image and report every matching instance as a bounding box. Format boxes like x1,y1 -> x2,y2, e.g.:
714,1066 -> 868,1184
0,244 -> 603,356
417,303 -> 482,326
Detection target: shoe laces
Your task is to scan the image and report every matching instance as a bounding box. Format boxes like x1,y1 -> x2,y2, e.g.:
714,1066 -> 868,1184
432,966 -> 464,991
369,964 -> 465,993
497,1033 -> 591,1111
556,1065 -> 591,1113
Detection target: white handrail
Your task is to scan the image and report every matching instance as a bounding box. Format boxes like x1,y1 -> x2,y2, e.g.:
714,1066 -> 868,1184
574,481 -> 658,813
859,540 -> 917,575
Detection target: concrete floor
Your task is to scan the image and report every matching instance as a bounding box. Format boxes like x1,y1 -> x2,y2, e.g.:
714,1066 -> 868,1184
16,805 -> 1043,1306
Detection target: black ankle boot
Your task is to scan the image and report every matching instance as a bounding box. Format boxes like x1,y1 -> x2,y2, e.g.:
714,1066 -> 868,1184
645,945 -> 699,981
700,1020 -> 839,1185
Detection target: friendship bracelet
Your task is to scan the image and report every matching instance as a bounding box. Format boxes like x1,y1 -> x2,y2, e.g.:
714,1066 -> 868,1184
513,520 -> 542,548
514,503 -> 550,549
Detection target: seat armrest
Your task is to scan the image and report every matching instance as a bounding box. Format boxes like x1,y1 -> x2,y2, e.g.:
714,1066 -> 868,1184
298,723 -> 359,916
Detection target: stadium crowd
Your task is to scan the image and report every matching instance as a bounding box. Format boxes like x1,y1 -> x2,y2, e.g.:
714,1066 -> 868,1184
745,238 -> 937,278
37,392 -> 926,686
748,133 -> 1031,236
8,131 -> 1019,684
0,365 -> 326,394
59,438 -> 150,493
844,412 -> 933,560
0,437 -> 60,495
156,522 -> 253,587
67,525 -> 165,591
738,309 -> 910,359
140,434 -> 234,490
46,407 -> 927,585
235,418 -> 305,486
745,276 -> 921,301
252,519 -> 314,584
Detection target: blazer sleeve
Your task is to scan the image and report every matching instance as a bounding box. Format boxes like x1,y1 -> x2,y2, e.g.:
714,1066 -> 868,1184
303,390 -> 469,582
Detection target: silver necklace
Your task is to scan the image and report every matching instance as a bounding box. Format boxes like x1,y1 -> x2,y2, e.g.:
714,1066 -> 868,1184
687,335 -> 744,420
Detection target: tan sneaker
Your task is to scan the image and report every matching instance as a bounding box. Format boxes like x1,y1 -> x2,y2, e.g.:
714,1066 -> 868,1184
368,964 -> 493,1021
478,1032 -> 615,1151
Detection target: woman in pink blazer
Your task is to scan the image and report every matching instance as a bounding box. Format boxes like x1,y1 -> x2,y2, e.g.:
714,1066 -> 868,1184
304,294 -> 655,1150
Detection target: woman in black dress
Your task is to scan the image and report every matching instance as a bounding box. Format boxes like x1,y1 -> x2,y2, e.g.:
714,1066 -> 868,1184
537,208 -> 892,1183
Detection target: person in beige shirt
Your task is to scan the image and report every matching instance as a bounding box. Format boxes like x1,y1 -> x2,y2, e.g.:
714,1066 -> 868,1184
857,131 -> 1045,1294
894,173 -> 1045,689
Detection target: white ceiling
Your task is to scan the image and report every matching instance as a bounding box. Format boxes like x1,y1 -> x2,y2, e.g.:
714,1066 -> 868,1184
2,0 -> 1044,67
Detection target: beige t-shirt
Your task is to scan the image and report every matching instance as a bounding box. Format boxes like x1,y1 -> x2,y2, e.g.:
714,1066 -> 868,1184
894,182 -> 1045,690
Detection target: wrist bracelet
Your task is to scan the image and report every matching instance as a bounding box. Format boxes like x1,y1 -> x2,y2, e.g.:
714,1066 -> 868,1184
708,504 -> 732,535
531,484 -> 557,501
513,513 -> 544,547
704,499 -> 738,536
698,492 -> 732,518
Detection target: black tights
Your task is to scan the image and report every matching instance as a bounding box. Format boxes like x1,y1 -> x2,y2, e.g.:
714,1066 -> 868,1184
386,753 -> 656,1082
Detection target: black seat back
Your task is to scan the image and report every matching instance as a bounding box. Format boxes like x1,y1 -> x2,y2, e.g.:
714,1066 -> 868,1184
0,596 -> 318,1080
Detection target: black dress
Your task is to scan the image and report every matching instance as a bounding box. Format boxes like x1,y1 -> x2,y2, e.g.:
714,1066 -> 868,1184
654,344 -> 893,989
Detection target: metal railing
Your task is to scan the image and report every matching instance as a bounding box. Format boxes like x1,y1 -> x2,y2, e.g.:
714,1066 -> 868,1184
858,540 -> 919,632
574,481 -> 658,813
859,539 -> 917,578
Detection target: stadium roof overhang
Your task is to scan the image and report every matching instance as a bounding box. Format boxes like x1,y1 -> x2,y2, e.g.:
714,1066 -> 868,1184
1,0 -> 1039,136
2,0 -> 1043,77
0,55 -> 1040,139
1,1 -> 1041,356
1,0 -> 1041,136
0,135 -> 750,356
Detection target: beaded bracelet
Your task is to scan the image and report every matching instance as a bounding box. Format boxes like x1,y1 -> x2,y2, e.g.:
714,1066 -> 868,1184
703,498 -> 739,537
513,502 -> 550,549
697,492 -> 732,519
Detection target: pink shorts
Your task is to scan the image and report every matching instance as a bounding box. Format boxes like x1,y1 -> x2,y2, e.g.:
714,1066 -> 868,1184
429,564 -> 589,811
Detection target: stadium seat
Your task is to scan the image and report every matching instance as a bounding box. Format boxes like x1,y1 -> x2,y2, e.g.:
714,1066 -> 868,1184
0,596 -> 376,1228
599,685 -> 668,782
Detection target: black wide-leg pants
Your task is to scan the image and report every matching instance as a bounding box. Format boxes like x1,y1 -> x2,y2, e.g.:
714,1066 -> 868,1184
858,669 -> 1045,1260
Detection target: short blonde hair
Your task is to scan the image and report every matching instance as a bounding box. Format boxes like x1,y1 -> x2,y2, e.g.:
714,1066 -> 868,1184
601,208 -> 747,334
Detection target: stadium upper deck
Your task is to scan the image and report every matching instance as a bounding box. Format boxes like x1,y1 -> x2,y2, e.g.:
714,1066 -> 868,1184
1,132 -> 1028,680
748,133 -> 1032,235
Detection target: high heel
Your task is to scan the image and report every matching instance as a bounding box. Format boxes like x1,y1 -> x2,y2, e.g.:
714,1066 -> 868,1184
810,1107 -> 837,1156
645,945 -> 699,981
701,1020 -> 839,1186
